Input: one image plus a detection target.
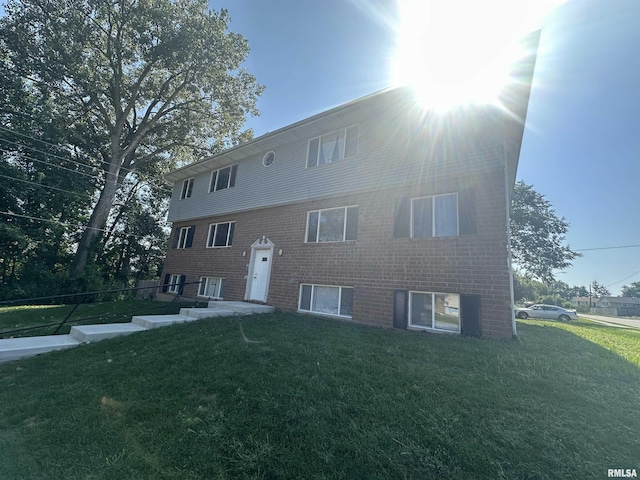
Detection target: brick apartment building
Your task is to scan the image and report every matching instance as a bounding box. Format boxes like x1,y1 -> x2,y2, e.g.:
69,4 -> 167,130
160,36 -> 537,338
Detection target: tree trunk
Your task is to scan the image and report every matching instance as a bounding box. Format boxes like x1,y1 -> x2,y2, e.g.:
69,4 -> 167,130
70,169 -> 121,276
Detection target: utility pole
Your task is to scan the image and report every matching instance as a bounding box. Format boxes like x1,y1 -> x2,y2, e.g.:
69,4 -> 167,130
589,282 -> 592,309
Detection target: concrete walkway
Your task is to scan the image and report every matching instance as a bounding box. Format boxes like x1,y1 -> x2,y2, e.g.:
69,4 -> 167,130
0,301 -> 274,363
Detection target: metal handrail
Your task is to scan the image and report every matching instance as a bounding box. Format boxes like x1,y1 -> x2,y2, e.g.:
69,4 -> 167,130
0,280 -> 204,338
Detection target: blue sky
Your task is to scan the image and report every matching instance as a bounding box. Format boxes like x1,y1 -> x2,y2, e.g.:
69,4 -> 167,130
220,0 -> 640,295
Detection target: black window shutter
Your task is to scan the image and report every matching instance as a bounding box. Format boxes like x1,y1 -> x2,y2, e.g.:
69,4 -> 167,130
393,290 -> 409,329
172,229 -> 180,248
219,279 -> 225,298
345,206 -> 358,240
185,225 -> 195,248
460,294 -> 481,336
229,165 -> 237,187
393,197 -> 411,238
459,189 -> 477,235
178,275 -> 187,295
162,274 -> 170,293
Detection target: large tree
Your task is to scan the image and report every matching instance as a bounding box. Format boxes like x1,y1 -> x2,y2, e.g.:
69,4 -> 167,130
510,181 -> 580,283
0,0 -> 263,275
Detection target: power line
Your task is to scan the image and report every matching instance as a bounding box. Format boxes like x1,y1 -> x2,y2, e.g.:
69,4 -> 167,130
0,211 -> 154,240
606,269 -> 640,289
0,173 -> 94,200
0,126 -> 172,193
0,130 -> 97,172
575,244 -> 640,252
0,148 -> 101,180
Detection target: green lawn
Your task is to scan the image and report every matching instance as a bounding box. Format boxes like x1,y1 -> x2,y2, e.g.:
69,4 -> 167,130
0,314 -> 638,479
0,299 -> 207,337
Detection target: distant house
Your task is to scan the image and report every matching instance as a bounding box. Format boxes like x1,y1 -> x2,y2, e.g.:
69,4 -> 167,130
593,297 -> 640,316
571,297 -> 598,309
159,36 -> 539,338
597,297 -> 640,309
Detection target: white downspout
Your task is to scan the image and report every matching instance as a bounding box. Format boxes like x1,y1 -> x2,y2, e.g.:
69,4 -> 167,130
503,124 -> 517,337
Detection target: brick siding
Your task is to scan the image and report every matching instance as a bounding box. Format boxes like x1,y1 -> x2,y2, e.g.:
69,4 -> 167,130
161,168 -> 514,337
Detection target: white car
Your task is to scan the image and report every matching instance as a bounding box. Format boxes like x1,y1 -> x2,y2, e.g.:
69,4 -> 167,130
515,304 -> 579,322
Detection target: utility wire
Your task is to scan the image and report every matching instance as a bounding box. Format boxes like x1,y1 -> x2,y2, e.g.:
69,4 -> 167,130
0,173 -> 94,200
0,148 -> 101,180
575,244 -> 640,252
0,210 -> 155,240
0,127 -> 172,193
606,269 -> 640,289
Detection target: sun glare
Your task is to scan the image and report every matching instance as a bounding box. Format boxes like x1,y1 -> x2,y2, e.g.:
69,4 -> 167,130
392,0 -> 561,111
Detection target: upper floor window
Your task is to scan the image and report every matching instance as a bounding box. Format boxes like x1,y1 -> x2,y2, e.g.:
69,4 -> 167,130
394,190 -> 476,238
180,178 -> 194,199
412,193 -> 458,238
307,125 -> 358,168
172,225 -> 195,249
306,206 -> 358,243
206,221 -> 235,248
209,165 -> 238,192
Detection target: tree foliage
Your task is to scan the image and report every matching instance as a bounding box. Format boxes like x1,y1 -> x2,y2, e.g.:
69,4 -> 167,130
621,281 -> 640,298
590,281 -> 610,298
0,0 -> 263,278
0,67 -> 98,298
510,181 -> 580,283
513,273 -> 588,306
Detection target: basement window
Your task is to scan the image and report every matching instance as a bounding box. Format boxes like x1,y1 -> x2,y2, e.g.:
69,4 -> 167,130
299,284 -> 353,318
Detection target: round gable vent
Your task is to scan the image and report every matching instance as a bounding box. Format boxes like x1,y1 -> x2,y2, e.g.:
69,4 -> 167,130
263,151 -> 275,167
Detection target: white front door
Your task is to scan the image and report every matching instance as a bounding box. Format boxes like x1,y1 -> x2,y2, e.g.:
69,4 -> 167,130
249,248 -> 272,302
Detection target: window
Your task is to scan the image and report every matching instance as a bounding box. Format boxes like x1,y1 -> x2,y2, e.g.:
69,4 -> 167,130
172,225 -> 195,249
198,277 -> 225,298
395,190 -> 476,238
263,151 -> 275,167
206,222 -> 235,248
409,291 -> 460,333
299,284 -> 354,318
411,193 -> 458,237
180,178 -> 194,199
306,206 -> 358,243
307,125 -> 358,167
209,165 -> 237,192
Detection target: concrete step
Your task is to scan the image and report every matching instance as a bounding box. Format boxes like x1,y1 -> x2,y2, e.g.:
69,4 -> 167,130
179,308 -> 237,319
0,335 -> 80,363
70,323 -> 147,343
207,301 -> 275,314
132,314 -> 195,329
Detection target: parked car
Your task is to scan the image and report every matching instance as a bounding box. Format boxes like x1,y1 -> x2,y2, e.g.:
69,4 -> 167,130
515,304 -> 579,322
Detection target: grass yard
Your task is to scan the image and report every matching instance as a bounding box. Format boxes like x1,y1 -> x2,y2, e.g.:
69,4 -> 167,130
0,299 -> 208,337
0,313 -> 638,479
